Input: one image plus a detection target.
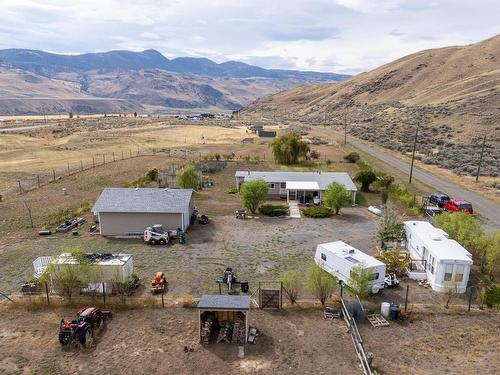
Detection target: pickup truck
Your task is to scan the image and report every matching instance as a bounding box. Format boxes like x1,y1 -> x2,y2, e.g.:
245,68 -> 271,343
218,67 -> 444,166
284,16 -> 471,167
443,199 -> 473,214
428,193 -> 450,208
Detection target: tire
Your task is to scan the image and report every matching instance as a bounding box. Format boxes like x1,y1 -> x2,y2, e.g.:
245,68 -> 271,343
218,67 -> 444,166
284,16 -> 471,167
149,239 -> 156,245
78,326 -> 92,346
159,238 -> 167,245
59,331 -> 71,346
96,316 -> 105,329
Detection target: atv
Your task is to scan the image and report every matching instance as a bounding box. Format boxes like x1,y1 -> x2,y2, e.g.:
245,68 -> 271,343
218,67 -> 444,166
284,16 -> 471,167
384,272 -> 400,288
59,307 -> 109,348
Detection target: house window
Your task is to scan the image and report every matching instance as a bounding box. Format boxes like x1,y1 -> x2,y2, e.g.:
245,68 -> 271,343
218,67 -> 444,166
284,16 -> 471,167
280,182 -> 286,188
455,264 -> 464,282
444,264 -> 453,282
321,253 -> 327,261
269,183 -> 275,189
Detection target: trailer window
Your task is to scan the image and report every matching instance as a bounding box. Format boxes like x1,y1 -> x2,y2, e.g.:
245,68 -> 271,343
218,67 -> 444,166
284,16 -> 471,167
444,264 -> 453,281
370,273 -> 379,281
321,253 -> 327,261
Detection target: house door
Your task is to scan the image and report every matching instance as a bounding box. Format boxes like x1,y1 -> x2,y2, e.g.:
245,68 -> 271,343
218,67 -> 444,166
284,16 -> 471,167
288,190 -> 297,201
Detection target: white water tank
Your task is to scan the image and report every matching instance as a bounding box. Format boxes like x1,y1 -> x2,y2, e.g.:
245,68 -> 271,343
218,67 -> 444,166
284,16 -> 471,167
381,302 -> 391,317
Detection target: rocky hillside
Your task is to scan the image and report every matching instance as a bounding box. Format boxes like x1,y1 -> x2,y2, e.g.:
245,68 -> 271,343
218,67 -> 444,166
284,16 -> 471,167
0,49 -> 349,115
241,35 -> 500,177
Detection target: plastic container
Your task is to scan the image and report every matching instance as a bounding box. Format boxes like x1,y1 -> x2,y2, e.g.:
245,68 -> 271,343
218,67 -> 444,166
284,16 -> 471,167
389,303 -> 400,320
381,302 -> 391,317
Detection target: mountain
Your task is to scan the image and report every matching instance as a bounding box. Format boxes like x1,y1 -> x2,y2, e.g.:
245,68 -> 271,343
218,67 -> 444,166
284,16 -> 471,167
240,35 -> 500,177
0,48 -> 349,115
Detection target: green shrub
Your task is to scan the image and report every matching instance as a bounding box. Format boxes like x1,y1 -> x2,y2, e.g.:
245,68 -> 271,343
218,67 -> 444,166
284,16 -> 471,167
228,185 -> 238,194
259,204 -> 289,216
485,285 -> 500,308
356,159 -> 371,171
344,152 -> 360,163
391,184 -> 417,208
302,206 -> 331,218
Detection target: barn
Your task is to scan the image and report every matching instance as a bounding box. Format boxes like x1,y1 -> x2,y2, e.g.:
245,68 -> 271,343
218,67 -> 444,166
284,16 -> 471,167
92,188 -> 194,236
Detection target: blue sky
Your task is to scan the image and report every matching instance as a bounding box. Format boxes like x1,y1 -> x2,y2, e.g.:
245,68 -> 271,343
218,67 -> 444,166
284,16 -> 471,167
1,0 -> 499,74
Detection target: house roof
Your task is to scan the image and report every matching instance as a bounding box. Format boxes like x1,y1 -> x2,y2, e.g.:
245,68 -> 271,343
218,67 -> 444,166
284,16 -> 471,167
92,188 -> 193,214
197,294 -> 250,310
404,221 -> 472,263
286,181 -> 319,190
317,241 -> 385,268
235,171 -> 357,191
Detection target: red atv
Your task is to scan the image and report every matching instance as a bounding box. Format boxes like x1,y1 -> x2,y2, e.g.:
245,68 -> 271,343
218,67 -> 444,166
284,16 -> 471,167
59,307 -> 109,347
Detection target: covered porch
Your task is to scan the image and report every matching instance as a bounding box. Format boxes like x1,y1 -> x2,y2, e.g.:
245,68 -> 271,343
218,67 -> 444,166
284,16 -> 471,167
285,181 -> 321,204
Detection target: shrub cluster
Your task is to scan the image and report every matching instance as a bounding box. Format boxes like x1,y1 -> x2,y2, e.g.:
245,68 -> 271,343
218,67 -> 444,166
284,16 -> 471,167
302,206 -> 331,218
259,204 -> 289,216
344,152 -> 360,163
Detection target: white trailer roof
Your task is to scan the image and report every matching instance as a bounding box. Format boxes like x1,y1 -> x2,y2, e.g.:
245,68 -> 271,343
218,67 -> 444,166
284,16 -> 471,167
285,181 -> 319,190
317,241 -> 385,268
404,221 -> 472,263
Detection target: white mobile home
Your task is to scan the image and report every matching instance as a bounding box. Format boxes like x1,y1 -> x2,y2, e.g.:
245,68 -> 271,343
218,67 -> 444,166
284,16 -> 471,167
404,221 -> 472,293
315,241 -> 386,293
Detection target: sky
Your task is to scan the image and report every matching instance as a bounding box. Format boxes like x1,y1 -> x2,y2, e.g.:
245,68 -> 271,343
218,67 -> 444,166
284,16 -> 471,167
1,0 -> 499,74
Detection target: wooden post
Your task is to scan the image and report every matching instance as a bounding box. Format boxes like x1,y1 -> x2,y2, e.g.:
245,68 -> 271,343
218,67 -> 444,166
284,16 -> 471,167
113,151 -> 115,162
52,169 -> 56,181
218,283 -> 222,295
129,149 -> 132,158
122,151 -> 124,160
475,135 -> 486,182
45,282 -> 50,306
17,180 -> 22,193
102,282 -> 106,308
102,154 -> 105,164
92,156 -> 95,168
468,289 -> 473,312
404,284 -> 409,312
67,162 -> 70,174
80,160 -> 83,171
37,175 -> 41,188
161,289 -> 164,308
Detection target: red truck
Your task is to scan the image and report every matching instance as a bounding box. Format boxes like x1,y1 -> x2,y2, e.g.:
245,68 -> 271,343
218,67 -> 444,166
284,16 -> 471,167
443,199 -> 473,214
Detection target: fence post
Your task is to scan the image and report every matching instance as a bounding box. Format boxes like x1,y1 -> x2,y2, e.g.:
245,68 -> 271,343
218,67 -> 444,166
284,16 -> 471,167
102,282 -> 106,308
67,162 -> 70,174
122,151 -> 124,160
81,160 -> 83,171
161,289 -> 164,308
17,180 -> 22,193
37,175 -> 41,188
130,149 -> 132,158
45,282 -> 50,306
113,151 -> 115,162
405,284 -> 409,312
92,156 -> 95,168
52,169 -> 56,181
102,154 -> 105,164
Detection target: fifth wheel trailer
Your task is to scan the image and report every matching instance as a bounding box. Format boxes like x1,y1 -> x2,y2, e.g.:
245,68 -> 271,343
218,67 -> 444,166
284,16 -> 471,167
315,241 -> 386,294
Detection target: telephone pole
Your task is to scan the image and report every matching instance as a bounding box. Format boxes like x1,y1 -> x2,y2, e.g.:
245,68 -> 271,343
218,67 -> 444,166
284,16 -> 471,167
344,110 -> 347,145
475,135 -> 487,182
409,124 -> 419,184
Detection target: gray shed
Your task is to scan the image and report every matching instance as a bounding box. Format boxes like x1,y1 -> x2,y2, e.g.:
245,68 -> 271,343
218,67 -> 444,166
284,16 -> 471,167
92,188 -> 194,236
197,295 -> 250,345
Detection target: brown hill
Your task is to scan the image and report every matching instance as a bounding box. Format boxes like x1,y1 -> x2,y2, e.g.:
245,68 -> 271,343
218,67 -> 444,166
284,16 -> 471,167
241,35 -> 500,177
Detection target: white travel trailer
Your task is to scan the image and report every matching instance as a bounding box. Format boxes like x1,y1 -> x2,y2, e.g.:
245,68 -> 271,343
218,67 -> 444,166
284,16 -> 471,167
404,221 -> 472,293
315,241 -> 386,294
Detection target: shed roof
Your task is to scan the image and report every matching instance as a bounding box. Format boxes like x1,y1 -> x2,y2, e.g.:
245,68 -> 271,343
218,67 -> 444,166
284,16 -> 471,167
235,171 -> 357,191
404,221 -> 472,263
197,295 -> 250,310
92,188 -> 193,214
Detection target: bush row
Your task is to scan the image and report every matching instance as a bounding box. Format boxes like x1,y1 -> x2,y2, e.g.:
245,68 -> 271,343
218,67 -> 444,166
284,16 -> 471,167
259,204 -> 289,216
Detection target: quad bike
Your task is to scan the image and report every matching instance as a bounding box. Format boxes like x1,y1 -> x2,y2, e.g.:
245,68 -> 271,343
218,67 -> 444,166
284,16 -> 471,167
151,272 -> 168,294
384,272 -> 400,288
59,307 -> 109,347
198,215 -> 209,225
217,267 -> 248,294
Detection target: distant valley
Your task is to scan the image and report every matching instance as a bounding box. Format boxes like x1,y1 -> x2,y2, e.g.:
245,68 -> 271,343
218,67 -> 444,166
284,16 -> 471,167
0,49 -> 350,115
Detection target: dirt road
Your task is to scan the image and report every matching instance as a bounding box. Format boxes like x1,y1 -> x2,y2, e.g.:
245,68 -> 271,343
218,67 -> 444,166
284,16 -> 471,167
339,134 -> 499,230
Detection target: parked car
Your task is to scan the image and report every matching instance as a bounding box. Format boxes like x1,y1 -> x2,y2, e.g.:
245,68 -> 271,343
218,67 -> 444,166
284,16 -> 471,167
428,193 -> 450,208
444,199 -> 473,214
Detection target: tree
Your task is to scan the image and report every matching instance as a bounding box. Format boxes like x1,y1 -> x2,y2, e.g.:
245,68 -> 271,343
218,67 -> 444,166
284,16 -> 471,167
354,169 -> 377,192
376,249 -> 410,277
348,264 -> 373,299
282,269 -> 302,305
484,231 -> 500,281
306,262 -> 337,306
323,182 -> 352,215
270,132 -> 310,165
176,164 -> 200,189
377,204 -> 404,245
344,152 -> 360,163
240,179 -> 268,214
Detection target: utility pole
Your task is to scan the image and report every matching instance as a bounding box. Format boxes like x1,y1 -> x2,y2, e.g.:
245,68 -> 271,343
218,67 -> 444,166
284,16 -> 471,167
475,135 -> 486,182
409,124 -> 419,184
344,110 -> 348,145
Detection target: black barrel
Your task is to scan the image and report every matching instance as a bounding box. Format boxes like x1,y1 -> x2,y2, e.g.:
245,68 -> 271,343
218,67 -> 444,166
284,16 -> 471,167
240,281 -> 249,293
389,303 -> 400,320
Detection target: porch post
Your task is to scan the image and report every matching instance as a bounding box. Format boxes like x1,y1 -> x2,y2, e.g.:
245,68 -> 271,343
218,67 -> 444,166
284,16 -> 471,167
287,189 -> 289,203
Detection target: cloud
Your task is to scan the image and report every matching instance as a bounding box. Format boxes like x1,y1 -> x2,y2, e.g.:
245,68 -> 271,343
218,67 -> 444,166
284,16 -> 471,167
0,0 -> 498,74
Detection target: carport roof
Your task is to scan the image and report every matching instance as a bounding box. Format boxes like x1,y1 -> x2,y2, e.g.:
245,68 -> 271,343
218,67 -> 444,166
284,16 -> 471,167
197,295 -> 250,310
286,181 -> 319,190
92,188 -> 193,214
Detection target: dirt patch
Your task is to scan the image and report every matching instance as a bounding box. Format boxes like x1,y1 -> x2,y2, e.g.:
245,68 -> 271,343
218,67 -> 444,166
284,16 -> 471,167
0,306 -> 359,375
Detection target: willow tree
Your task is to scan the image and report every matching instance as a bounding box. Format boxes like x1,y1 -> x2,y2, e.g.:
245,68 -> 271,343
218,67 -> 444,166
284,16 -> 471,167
270,132 -> 309,165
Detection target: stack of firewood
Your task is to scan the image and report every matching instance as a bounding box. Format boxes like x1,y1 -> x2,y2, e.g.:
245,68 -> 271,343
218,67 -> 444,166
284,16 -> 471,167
216,321 -> 233,343
232,317 -> 246,345
200,319 -> 214,345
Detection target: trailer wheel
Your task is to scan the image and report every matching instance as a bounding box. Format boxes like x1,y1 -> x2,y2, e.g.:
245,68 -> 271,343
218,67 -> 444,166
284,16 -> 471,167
159,238 -> 167,245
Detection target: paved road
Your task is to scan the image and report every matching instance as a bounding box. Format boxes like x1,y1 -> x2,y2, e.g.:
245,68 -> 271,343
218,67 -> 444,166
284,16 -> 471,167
332,132 -> 499,230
